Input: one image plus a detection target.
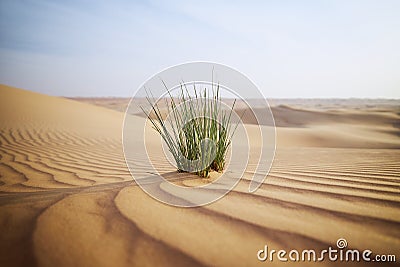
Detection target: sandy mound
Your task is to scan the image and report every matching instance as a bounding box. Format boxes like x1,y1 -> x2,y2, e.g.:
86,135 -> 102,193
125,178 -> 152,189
1,84 -> 399,267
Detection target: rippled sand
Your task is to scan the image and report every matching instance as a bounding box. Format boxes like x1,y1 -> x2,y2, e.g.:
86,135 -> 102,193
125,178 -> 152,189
1,84 -> 399,266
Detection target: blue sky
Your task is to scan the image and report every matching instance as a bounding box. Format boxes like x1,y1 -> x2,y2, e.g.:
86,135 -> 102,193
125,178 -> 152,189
0,0 -> 399,98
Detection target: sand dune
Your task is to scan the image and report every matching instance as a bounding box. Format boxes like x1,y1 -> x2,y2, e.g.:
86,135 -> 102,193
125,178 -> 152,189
74,96 -> 400,148
1,84 -> 400,266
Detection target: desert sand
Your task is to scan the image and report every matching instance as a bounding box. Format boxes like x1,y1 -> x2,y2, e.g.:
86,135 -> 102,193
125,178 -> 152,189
1,84 -> 399,266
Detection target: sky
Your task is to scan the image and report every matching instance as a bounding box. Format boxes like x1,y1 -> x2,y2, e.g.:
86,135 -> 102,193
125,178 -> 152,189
0,0 -> 399,98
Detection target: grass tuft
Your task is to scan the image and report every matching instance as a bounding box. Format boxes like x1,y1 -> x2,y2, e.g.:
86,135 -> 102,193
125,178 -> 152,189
142,82 -> 238,178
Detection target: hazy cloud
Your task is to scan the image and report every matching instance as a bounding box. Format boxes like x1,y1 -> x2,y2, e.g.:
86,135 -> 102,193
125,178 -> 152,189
1,0 -> 399,97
